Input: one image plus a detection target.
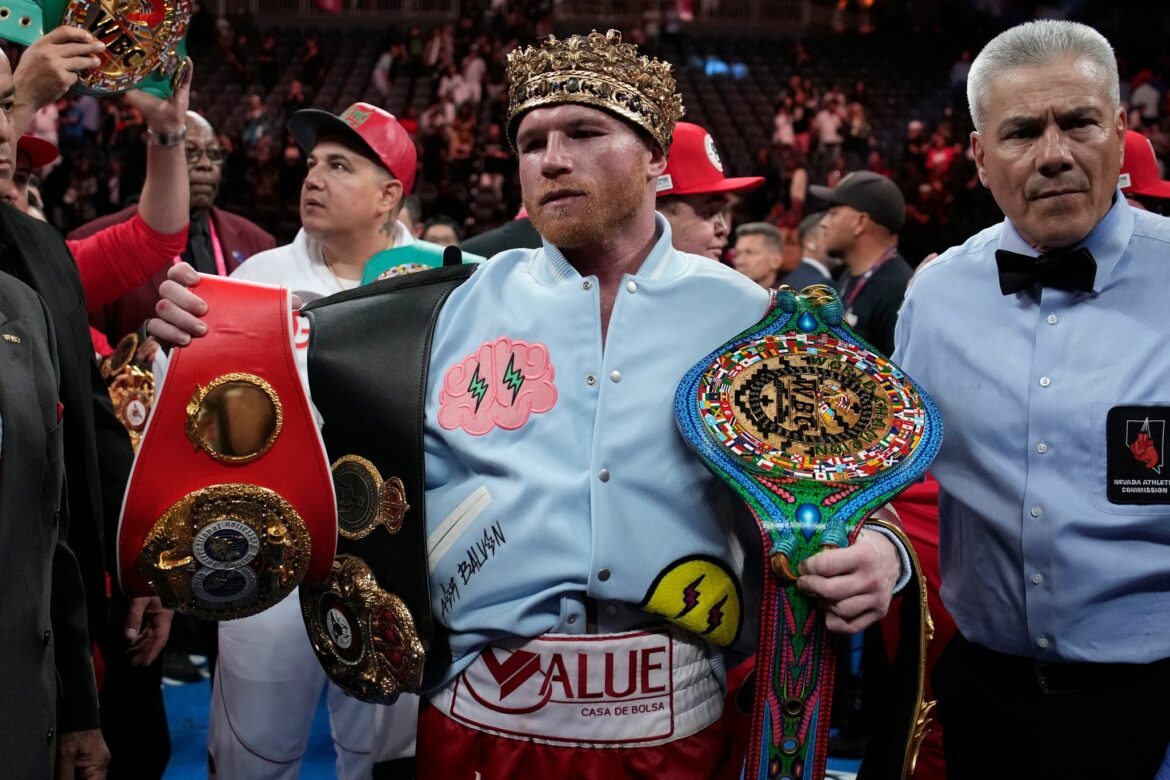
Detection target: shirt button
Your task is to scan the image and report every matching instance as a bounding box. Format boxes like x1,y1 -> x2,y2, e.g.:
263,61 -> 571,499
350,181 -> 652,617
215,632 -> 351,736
585,374 -> 596,386
582,280 -> 593,291
46,727 -> 53,743
598,568 -> 611,582
604,604 -> 619,616
609,370 -> 622,383
1037,635 -> 1050,649
626,281 -> 638,293
598,468 -> 610,482
42,630 -> 50,647
567,614 -> 578,624
1036,442 -> 1048,454
1030,506 -> 1043,517
1039,376 -> 1051,387
1047,314 -> 1058,325
1031,573 -> 1044,585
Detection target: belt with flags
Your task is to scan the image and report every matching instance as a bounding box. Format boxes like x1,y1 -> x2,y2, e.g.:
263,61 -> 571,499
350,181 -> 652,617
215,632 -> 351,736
117,274 -> 336,620
674,284 -> 942,780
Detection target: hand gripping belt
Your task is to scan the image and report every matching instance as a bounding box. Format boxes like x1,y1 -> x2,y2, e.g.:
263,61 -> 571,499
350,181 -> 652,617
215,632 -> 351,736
297,264 -> 474,702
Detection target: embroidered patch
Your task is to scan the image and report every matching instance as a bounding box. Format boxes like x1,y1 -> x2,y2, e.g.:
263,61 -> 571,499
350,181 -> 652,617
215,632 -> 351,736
438,338 -> 557,435
1107,405 -> 1170,504
640,556 -> 742,647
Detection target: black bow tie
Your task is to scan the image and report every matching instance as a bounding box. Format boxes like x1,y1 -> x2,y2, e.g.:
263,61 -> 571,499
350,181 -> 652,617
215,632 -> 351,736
995,247 -> 1097,295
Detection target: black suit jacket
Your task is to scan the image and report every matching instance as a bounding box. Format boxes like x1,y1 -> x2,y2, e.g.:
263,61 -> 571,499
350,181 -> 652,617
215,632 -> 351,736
0,205 -> 117,717
0,270 -> 98,776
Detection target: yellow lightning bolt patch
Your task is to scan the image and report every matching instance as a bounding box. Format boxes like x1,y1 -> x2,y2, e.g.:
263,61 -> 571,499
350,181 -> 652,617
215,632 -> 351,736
639,556 -> 742,647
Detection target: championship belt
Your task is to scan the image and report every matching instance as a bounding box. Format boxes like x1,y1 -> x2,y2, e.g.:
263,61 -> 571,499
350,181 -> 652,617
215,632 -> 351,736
298,264 -> 473,703
117,275 -> 336,620
101,332 -> 154,451
0,0 -> 190,98
675,285 -> 942,780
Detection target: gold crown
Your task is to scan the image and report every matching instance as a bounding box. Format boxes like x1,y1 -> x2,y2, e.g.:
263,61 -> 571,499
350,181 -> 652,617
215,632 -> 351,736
506,29 -> 685,153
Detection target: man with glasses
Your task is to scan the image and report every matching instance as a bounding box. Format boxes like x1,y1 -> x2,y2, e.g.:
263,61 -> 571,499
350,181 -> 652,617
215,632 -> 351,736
74,111 -> 276,347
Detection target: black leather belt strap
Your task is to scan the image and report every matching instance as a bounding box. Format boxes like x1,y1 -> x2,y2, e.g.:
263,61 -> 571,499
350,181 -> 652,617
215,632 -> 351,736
302,263 -> 476,687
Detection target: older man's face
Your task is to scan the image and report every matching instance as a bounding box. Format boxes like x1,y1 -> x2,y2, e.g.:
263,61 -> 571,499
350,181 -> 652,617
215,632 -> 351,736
972,56 -> 1126,252
186,119 -> 225,212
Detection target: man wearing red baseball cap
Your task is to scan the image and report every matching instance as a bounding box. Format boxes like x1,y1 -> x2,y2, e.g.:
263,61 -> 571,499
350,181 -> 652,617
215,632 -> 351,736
1120,129 -> 1170,215
656,121 -> 763,260
205,102 -> 421,780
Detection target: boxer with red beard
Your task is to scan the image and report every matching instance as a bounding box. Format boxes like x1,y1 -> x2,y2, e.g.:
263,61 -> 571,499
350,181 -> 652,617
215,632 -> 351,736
151,30 -> 903,778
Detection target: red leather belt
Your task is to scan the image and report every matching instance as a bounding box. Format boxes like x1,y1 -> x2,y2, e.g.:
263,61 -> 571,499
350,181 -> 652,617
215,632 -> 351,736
117,275 -> 336,620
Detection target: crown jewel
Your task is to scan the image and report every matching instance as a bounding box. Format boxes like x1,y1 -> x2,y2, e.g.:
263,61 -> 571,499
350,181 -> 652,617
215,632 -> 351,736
506,29 -> 685,152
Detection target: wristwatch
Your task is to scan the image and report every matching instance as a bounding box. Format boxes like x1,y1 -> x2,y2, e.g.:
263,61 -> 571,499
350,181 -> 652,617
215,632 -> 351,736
147,127 -> 187,147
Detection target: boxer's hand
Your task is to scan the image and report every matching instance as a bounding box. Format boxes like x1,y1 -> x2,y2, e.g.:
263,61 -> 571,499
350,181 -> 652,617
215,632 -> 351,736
149,262 -> 207,346
796,527 -> 900,634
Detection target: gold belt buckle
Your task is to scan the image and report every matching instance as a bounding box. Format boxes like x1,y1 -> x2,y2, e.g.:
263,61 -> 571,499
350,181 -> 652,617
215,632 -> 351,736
301,555 -> 425,703
137,484 -> 312,620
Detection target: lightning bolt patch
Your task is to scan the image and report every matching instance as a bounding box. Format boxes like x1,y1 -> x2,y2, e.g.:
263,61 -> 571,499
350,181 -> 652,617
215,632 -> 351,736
503,354 -> 526,405
468,365 -> 489,412
640,556 -> 743,647
704,594 -> 728,634
676,574 -> 706,619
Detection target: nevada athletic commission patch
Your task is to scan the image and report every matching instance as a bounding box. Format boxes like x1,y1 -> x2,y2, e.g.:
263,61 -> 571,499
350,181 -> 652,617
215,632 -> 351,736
695,332 -> 926,482
1107,405 -> 1170,504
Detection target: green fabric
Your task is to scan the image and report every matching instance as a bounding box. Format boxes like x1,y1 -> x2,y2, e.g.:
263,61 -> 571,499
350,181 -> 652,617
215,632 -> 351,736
362,242 -> 486,286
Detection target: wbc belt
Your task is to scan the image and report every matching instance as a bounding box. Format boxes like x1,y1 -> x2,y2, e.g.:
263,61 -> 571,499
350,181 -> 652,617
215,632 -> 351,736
675,285 -> 942,780
0,0 -> 190,97
118,275 -> 336,620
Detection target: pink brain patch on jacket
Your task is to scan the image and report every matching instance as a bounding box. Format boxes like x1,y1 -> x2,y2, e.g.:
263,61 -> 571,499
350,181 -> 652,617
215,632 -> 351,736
438,337 -> 557,435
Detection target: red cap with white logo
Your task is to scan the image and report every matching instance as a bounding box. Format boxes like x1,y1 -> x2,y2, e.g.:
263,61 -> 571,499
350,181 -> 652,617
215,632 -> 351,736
288,102 -> 418,195
1120,130 -> 1170,200
656,122 -> 764,197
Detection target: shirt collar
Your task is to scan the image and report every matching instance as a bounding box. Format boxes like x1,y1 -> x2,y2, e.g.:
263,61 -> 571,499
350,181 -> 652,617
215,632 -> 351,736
998,189 -> 1133,293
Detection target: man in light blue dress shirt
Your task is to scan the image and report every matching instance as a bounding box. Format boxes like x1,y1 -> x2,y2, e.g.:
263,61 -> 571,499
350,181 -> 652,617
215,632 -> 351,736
895,20 -> 1170,779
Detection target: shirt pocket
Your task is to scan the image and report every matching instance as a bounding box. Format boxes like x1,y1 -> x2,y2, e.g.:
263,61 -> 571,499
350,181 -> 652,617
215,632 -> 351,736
1089,401 -> 1170,515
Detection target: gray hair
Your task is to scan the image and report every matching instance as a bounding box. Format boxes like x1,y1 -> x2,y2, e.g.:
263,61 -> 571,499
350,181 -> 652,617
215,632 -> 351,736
735,221 -> 782,251
967,20 -> 1118,133
797,211 -> 826,244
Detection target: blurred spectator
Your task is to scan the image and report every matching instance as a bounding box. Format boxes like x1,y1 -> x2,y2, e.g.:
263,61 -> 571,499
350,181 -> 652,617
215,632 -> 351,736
773,97 -> 795,148
731,221 -> 785,287
399,193 -> 424,238
257,33 -> 280,85
1130,69 -> 1162,124
372,41 -> 397,100
842,101 -> 872,169
242,94 -> 272,149
479,121 -> 510,199
284,80 -> 309,113
811,171 -> 909,357
795,210 -> 837,281
423,215 -> 461,246
301,31 -> 325,87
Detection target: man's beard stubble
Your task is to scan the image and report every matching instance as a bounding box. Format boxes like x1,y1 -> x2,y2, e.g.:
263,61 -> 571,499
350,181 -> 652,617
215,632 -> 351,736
525,164 -> 647,251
